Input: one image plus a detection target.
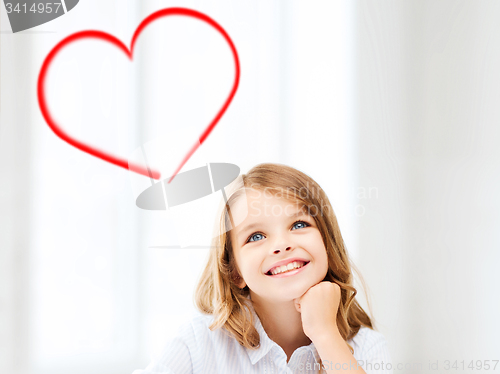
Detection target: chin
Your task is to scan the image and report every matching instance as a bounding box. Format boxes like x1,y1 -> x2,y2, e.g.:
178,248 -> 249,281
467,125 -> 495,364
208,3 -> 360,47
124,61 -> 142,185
283,283 -> 313,301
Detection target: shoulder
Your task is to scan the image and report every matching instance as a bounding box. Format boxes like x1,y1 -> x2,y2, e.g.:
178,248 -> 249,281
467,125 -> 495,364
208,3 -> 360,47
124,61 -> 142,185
134,312 -> 238,374
348,326 -> 392,368
164,311 -> 240,356
169,311 -> 227,347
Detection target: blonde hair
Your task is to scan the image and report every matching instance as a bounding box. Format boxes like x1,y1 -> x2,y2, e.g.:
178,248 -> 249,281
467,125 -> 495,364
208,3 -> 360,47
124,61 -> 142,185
194,163 -> 374,356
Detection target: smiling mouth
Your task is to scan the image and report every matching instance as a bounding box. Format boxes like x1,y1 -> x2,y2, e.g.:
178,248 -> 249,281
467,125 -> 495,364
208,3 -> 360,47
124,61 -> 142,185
266,261 -> 310,276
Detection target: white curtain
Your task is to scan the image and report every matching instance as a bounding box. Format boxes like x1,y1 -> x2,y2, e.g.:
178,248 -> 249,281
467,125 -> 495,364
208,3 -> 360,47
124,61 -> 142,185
1,1 -> 354,373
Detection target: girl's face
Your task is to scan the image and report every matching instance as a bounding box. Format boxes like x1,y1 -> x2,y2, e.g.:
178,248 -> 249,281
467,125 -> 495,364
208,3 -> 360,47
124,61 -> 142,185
230,188 -> 329,302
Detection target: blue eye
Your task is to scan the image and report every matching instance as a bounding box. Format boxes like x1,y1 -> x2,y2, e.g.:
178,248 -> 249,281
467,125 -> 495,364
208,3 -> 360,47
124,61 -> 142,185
246,220 -> 310,244
248,233 -> 265,243
292,220 -> 310,230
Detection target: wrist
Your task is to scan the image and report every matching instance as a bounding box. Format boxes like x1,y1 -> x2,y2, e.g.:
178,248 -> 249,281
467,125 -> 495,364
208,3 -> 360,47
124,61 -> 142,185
310,326 -> 343,346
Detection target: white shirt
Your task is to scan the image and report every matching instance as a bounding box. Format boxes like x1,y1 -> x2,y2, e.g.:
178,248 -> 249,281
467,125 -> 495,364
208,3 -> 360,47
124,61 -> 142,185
132,302 -> 393,374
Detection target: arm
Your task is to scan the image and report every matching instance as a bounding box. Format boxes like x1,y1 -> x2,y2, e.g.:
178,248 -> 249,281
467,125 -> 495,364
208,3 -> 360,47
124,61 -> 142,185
295,282 -> 365,372
313,330 -> 367,373
294,282 -> 392,373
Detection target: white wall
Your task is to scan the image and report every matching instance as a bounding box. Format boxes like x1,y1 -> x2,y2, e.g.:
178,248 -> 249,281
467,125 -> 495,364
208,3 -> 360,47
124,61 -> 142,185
354,1 -> 500,371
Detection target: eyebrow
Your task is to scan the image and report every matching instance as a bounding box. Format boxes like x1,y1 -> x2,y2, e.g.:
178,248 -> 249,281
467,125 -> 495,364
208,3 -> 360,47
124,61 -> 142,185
236,209 -> 310,242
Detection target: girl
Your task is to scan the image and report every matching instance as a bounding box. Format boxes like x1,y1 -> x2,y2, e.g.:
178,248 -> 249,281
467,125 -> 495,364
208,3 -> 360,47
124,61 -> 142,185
133,163 -> 392,374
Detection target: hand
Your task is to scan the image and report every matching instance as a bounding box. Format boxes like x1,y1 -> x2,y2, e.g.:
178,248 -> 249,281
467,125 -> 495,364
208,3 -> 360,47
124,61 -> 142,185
294,281 -> 342,342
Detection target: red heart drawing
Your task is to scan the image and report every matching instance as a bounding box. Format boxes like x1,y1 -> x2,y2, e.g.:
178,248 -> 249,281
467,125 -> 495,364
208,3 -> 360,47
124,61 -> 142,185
37,7 -> 240,182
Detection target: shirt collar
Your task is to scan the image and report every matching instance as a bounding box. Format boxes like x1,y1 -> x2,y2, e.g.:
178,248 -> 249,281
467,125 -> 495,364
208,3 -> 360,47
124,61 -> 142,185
243,294 -> 319,365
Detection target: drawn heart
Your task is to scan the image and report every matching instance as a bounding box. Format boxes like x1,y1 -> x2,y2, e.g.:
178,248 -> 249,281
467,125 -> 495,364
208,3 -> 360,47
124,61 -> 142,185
37,7 -> 240,181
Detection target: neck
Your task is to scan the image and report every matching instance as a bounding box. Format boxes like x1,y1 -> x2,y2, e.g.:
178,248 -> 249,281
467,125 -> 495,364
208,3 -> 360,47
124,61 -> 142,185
249,291 -> 312,361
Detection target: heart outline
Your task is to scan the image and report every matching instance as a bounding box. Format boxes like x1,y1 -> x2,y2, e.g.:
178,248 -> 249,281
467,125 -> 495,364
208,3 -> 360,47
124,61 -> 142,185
37,7 -> 240,182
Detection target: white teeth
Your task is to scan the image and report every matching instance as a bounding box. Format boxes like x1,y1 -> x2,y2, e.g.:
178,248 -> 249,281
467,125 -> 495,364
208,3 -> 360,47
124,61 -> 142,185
270,261 -> 305,275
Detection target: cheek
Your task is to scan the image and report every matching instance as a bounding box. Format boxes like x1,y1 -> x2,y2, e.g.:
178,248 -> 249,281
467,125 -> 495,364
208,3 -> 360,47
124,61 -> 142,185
314,239 -> 329,267
237,252 -> 259,276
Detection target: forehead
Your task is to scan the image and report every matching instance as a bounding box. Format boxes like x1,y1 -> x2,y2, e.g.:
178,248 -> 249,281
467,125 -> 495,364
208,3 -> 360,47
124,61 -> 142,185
229,188 -> 308,232
229,189 -> 308,244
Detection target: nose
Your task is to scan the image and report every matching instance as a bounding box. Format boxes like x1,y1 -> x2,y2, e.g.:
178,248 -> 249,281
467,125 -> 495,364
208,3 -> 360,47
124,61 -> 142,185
270,231 -> 294,255
273,246 -> 291,254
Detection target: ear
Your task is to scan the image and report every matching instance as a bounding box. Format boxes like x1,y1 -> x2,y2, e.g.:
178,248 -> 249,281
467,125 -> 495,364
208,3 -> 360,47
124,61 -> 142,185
233,273 -> 247,289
